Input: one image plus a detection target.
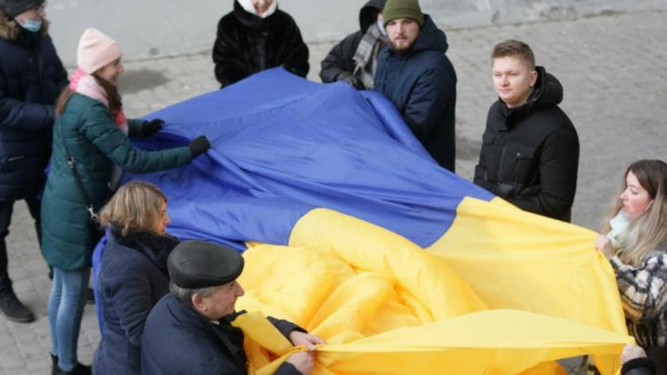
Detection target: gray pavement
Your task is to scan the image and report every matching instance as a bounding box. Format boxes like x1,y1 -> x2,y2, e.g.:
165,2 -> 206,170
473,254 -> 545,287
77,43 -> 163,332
2,10 -> 666,374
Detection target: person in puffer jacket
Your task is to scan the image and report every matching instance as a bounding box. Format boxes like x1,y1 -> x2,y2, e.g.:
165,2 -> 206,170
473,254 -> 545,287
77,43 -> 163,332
474,39 -> 579,222
0,0 -> 67,324
212,0 -> 309,88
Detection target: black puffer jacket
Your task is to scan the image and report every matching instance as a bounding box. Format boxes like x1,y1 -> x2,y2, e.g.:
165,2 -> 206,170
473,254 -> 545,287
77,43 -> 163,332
474,67 -> 579,222
0,15 -> 68,200
212,0 -> 309,88
319,0 -> 386,84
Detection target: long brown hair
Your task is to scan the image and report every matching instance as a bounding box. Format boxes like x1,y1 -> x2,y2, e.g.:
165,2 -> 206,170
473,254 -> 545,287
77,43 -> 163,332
601,160 -> 667,265
55,73 -> 122,116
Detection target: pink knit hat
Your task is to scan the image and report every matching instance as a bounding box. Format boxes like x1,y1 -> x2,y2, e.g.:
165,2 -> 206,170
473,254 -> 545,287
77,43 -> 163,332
76,28 -> 122,74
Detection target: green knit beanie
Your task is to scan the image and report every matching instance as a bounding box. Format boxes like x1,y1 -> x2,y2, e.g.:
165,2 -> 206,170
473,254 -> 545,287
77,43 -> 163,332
382,0 -> 424,27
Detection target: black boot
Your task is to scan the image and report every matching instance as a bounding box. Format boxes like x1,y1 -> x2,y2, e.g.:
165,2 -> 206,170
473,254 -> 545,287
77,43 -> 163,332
85,287 -> 95,305
51,354 -> 58,375
53,363 -> 91,375
0,289 -> 35,323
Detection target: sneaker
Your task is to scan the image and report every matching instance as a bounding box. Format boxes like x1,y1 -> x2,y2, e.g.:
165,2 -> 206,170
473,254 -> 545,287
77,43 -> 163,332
53,363 -> 91,375
0,290 -> 35,323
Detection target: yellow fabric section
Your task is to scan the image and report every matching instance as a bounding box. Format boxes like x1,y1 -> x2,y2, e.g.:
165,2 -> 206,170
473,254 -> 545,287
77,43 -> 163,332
237,207 -> 631,375
427,197 -> 629,374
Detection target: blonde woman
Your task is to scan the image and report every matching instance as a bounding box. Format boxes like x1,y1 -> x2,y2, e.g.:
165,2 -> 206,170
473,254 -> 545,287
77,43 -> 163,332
93,181 -> 178,375
595,159 -> 667,372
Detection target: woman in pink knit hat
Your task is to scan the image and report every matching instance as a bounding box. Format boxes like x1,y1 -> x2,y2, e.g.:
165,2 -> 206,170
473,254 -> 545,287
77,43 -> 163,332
40,28 -> 211,375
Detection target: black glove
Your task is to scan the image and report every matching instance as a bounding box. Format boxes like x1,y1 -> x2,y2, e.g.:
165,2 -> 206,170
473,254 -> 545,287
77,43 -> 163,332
337,72 -> 364,90
142,119 -> 164,137
188,135 -> 211,158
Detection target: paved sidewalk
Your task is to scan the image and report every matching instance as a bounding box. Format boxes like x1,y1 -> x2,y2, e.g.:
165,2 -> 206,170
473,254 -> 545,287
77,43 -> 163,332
1,10 -> 666,374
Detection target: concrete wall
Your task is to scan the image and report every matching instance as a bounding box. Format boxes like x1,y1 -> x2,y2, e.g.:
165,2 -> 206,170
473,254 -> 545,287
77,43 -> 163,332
48,0 -> 667,66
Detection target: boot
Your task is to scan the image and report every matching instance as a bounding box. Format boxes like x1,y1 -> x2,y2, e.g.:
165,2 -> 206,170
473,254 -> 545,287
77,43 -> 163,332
0,289 -> 35,323
53,362 -> 91,375
51,354 -> 58,375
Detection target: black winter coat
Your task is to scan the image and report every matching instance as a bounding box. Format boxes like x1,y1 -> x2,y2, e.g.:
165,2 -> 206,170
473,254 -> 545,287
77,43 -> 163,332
0,19 -> 68,200
212,1 -> 309,88
93,227 -> 179,375
142,295 -> 304,375
474,67 -> 579,222
373,15 -> 457,172
319,0 -> 386,84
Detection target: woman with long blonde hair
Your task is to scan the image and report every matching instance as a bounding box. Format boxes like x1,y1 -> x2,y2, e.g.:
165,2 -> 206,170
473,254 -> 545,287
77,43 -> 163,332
595,159 -> 667,372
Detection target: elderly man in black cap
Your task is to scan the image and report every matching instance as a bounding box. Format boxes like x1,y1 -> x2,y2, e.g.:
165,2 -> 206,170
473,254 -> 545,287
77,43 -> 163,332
0,0 -> 68,323
141,240 -> 324,375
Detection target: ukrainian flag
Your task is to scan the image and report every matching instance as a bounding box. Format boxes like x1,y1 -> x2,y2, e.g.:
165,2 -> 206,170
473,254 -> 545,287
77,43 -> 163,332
126,69 -> 631,374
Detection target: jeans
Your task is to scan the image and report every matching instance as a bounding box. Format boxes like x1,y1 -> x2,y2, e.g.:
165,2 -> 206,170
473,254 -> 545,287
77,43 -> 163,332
0,198 -> 41,294
48,267 -> 90,371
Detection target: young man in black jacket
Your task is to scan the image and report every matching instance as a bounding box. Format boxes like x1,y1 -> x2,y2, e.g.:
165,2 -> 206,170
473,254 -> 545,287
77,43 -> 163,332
474,40 -> 579,222
319,0 -> 387,90
0,0 -> 68,323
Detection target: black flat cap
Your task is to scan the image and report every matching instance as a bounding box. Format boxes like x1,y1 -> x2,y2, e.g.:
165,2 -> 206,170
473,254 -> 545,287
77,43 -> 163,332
168,240 -> 244,289
1,0 -> 44,18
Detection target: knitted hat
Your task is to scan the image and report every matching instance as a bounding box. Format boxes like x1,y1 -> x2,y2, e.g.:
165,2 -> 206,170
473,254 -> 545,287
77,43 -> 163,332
382,0 -> 424,27
76,28 -> 122,74
0,0 -> 44,19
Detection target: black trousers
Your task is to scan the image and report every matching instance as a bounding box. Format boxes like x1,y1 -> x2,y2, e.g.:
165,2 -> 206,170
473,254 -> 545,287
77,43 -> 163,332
0,198 -> 41,294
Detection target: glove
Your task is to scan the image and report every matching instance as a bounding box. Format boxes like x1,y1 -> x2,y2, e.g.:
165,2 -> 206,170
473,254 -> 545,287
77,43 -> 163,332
188,135 -> 211,158
337,72 -> 364,90
142,119 -> 164,137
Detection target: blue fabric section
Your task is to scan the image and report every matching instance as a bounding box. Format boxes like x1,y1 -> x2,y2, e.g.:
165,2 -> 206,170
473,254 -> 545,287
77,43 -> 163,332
92,229 -> 108,334
125,68 -> 493,250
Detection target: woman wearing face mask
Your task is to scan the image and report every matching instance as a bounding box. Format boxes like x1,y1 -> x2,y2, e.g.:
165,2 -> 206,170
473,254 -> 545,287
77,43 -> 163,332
595,159 -> 667,373
212,0 -> 310,88
41,28 -> 211,375
0,0 -> 68,322
92,181 -> 179,375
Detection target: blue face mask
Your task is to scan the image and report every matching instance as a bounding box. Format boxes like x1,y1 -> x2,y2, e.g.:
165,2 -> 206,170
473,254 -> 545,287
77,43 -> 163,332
20,18 -> 42,33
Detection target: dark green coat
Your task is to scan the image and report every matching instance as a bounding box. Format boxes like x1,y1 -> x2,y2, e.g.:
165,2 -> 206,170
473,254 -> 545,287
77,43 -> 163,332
41,94 -> 193,271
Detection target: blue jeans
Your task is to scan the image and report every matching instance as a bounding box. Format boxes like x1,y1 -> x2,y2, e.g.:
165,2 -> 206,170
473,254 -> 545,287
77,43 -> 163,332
48,267 -> 90,371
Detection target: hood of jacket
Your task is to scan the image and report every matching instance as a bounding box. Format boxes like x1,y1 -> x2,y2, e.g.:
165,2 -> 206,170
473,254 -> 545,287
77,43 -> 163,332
407,15 -> 448,56
504,66 -> 564,123
359,0 -> 387,33
0,5 -> 49,41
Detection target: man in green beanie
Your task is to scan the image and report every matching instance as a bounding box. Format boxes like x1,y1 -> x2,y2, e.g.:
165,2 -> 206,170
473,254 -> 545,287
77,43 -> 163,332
374,0 -> 457,172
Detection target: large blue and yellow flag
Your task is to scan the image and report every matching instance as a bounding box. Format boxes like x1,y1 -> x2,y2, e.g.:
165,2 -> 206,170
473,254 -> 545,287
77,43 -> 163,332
126,69 -> 631,374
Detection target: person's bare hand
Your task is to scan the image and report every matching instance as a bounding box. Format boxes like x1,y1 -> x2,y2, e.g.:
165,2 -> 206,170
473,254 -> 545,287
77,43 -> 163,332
289,331 -> 327,350
595,234 -> 615,260
621,344 -> 647,363
286,351 -> 314,375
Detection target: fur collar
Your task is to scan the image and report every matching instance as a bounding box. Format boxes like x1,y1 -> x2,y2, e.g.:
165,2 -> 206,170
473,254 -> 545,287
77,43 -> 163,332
110,226 -> 180,271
